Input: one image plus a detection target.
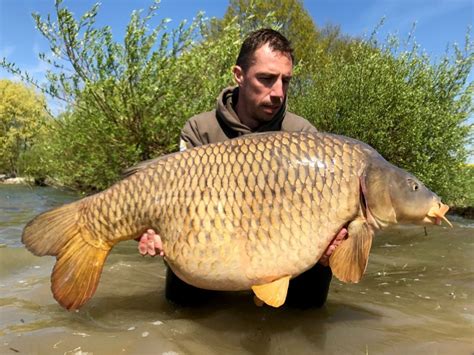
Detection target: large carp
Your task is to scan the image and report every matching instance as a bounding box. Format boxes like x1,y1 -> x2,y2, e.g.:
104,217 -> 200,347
22,132 -> 450,310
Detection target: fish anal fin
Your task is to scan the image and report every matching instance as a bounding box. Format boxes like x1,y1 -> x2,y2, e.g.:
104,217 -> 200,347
329,218 -> 373,283
251,275 -> 290,308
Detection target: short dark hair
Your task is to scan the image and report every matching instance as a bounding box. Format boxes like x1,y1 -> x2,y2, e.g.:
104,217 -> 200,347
236,28 -> 294,71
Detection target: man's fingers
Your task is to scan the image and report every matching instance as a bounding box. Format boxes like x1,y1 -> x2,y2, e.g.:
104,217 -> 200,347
136,229 -> 165,257
138,239 -> 148,255
152,234 -> 163,250
147,239 -> 157,256
318,228 -> 348,265
335,228 -> 348,241
138,245 -> 148,255
326,245 -> 335,255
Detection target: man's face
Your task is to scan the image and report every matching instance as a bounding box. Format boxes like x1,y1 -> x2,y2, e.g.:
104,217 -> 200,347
233,43 -> 293,126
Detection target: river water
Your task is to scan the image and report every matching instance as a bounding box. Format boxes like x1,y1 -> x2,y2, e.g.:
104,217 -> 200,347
0,185 -> 472,355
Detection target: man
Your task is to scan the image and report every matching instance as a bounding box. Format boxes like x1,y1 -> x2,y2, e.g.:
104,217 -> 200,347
138,28 -> 346,308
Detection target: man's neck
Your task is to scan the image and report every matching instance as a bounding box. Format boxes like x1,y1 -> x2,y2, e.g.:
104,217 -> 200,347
233,93 -> 265,130
235,104 -> 260,130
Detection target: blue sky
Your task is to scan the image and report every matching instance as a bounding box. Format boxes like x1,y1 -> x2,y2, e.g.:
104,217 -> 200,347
0,0 -> 472,113
1,0 -> 472,79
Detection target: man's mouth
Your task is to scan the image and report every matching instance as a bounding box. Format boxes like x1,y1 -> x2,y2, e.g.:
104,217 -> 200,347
262,104 -> 281,113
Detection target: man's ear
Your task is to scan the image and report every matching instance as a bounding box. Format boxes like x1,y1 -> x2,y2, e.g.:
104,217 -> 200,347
232,65 -> 244,85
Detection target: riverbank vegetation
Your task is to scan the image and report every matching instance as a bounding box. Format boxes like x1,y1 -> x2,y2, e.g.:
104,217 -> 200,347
1,0 -> 472,206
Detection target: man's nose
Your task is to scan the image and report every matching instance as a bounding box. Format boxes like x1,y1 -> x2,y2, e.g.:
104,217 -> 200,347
271,79 -> 285,101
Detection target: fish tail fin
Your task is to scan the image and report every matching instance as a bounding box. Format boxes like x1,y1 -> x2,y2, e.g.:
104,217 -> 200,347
22,199 -> 112,310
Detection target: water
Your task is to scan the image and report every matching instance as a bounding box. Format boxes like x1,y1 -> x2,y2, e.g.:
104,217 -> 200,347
1,185 -> 473,354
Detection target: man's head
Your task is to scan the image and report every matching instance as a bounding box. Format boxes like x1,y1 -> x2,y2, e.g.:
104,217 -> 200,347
233,29 -> 294,129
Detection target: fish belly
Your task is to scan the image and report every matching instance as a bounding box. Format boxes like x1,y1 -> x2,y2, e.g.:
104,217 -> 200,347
149,132 -> 361,291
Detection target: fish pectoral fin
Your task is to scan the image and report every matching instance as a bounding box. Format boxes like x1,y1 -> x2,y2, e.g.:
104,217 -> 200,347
251,275 -> 291,308
329,218 -> 373,283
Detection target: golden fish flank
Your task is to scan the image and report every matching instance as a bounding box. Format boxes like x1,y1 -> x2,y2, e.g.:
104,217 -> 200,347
22,131 -> 451,310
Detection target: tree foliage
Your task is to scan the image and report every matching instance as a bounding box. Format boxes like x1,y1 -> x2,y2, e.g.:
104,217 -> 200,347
207,0 -> 354,68
0,80 -> 48,176
209,0 -> 317,63
3,0 -> 209,189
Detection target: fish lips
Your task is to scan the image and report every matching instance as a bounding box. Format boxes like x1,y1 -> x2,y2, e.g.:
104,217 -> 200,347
425,203 -> 452,227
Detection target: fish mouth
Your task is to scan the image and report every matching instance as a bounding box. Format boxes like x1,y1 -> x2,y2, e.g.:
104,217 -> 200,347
425,203 -> 452,227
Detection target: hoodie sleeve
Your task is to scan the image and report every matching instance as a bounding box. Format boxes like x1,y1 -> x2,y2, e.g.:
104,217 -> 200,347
281,112 -> 318,133
179,119 -> 202,150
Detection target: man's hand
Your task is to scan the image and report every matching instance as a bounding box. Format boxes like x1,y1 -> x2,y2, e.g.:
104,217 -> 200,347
137,229 -> 164,257
318,228 -> 348,267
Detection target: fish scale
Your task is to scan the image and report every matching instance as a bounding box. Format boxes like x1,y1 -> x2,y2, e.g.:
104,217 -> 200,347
22,131 -> 451,310
144,133 -> 353,288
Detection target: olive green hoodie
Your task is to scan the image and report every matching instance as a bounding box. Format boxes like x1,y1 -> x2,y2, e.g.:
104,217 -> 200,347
180,86 -> 317,150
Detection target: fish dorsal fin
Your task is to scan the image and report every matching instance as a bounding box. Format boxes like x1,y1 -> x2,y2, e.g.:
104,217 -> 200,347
329,218 -> 373,283
122,149 -> 183,178
251,275 -> 291,308
122,157 -> 162,178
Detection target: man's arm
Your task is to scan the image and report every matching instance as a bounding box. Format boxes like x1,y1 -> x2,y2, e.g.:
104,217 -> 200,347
281,112 -> 318,133
179,116 -> 208,150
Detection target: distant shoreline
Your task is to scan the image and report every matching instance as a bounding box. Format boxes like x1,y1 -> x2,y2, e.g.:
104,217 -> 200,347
448,206 -> 474,219
0,175 -> 49,187
0,176 -> 33,185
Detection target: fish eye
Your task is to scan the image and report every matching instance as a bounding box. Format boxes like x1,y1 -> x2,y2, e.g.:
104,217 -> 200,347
407,178 -> 419,191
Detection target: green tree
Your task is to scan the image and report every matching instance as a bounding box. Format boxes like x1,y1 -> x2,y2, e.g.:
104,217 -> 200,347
210,0 -> 318,64
2,0 -> 207,189
207,0 -> 355,69
0,79 -> 48,176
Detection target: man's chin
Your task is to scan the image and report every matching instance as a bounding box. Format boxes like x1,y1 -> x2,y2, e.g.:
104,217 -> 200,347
257,112 -> 277,122
260,107 -> 280,119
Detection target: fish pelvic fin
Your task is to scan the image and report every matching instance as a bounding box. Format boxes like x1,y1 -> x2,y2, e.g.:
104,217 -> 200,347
22,200 -> 111,310
329,218 -> 373,283
251,275 -> 291,308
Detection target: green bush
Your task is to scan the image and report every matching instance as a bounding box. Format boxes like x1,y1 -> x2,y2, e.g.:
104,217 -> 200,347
0,80 -> 48,177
